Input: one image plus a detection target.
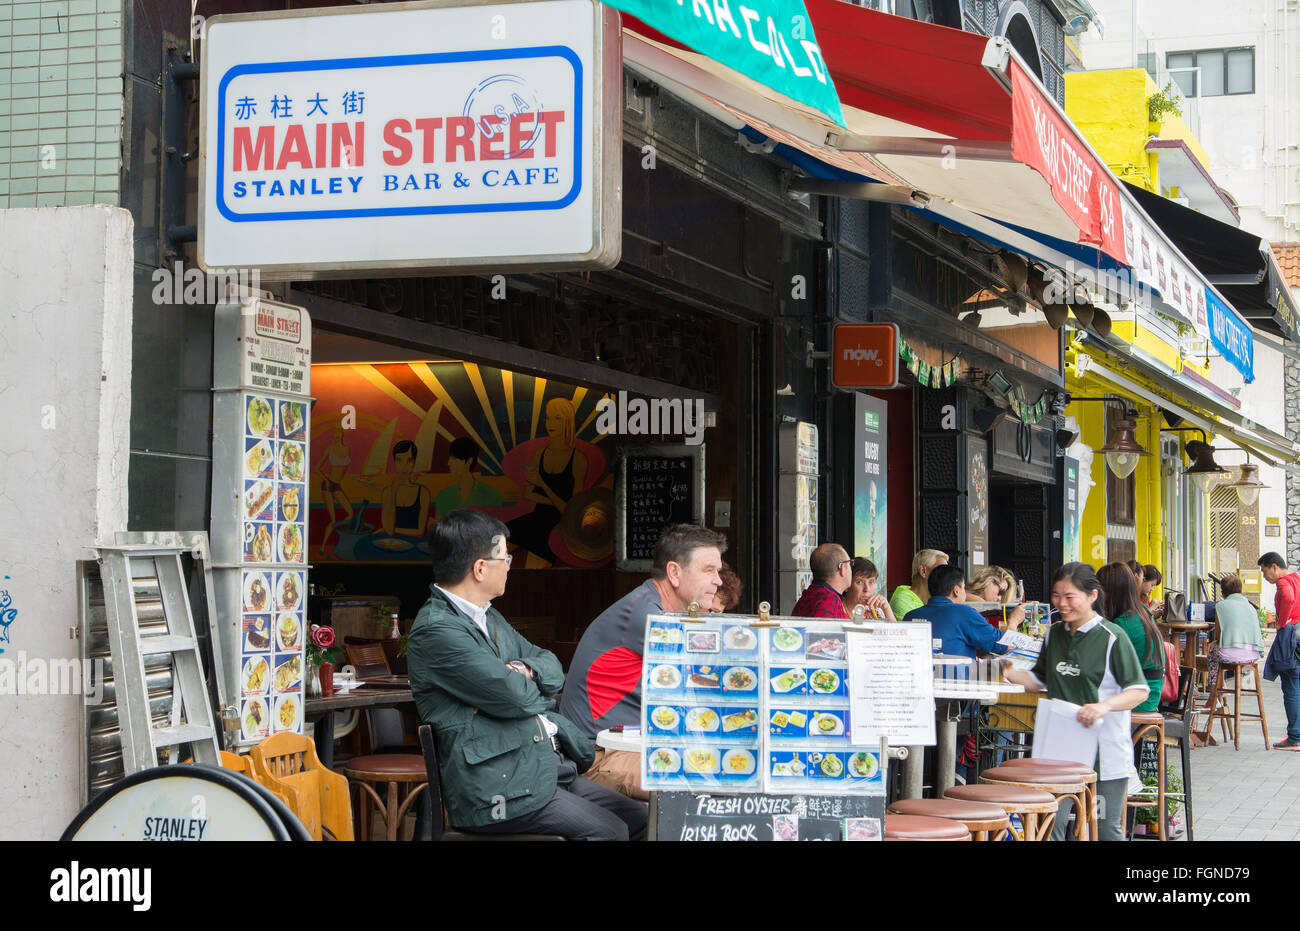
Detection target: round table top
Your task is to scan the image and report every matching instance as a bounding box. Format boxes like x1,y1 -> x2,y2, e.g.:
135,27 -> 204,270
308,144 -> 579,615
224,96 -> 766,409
595,728 -> 643,753
1158,621 -> 1210,631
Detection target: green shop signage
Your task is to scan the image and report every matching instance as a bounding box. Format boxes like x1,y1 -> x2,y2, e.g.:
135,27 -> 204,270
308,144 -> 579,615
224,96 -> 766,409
609,0 -> 846,126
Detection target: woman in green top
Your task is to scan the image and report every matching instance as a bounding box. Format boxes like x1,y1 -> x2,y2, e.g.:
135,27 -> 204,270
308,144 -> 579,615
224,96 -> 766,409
1098,562 -> 1165,712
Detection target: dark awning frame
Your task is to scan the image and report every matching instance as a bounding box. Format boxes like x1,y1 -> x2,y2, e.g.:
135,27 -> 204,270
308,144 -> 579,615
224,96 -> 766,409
1125,183 -> 1299,342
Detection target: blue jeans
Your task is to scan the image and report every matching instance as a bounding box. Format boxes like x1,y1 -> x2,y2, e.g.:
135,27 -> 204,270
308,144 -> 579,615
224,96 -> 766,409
1280,670 -> 1300,741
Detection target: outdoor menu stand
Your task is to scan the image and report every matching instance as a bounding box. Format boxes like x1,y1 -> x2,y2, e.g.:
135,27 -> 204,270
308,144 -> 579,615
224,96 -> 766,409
979,765 -> 1092,841
944,784 -> 1058,841
887,797 -> 1010,840
883,813 -> 971,841
998,757 -> 1098,842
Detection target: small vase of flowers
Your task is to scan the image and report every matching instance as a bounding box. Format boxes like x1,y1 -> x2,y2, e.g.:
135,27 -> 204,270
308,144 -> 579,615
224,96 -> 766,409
306,624 -> 344,697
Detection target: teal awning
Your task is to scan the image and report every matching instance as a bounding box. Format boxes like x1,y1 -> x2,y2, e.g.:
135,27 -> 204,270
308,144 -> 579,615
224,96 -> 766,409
608,0 -> 846,127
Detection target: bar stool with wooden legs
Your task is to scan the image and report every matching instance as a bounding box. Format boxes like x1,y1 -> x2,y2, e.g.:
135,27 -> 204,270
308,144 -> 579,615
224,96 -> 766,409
888,798 -> 1011,840
1129,712 -> 1167,840
997,757 -> 1099,842
944,784 -> 1058,840
1200,660 -> 1269,750
343,754 -> 429,841
979,765 -> 1093,840
884,814 -> 972,841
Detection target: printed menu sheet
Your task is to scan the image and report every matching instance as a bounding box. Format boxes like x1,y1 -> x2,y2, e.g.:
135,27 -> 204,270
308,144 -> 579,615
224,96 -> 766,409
641,615 -> 885,796
238,392 -> 309,740
846,622 -> 936,746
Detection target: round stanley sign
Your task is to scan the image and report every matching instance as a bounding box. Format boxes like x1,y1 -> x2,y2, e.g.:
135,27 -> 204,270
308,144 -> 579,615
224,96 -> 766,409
62,765 -> 308,841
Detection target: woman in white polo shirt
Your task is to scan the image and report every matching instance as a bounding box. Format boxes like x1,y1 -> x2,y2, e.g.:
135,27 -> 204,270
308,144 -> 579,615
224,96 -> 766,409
1002,562 -> 1151,841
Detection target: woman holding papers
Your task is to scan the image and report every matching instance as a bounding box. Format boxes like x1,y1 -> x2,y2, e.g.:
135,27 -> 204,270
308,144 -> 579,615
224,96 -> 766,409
1001,562 -> 1151,841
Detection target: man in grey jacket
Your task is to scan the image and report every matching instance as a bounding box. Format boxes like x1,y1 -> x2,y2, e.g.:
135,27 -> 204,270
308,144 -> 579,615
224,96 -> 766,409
406,509 -> 647,839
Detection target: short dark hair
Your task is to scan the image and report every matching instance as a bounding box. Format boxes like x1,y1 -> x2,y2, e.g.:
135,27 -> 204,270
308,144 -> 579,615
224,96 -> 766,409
1220,573 -> 1243,596
1143,564 -> 1162,586
393,439 -> 418,460
448,437 -> 479,470
1259,552 -> 1287,570
429,509 -> 509,585
1126,559 -> 1145,582
716,563 -> 743,611
928,563 -> 966,599
851,557 -> 878,582
651,524 -> 727,580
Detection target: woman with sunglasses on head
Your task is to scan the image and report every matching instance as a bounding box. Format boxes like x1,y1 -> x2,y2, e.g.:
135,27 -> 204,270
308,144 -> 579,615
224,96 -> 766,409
1001,562 -> 1150,841
967,565 -> 1025,631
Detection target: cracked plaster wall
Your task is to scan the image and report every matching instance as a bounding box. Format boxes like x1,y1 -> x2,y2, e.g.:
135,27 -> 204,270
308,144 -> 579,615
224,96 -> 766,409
0,205 -> 132,839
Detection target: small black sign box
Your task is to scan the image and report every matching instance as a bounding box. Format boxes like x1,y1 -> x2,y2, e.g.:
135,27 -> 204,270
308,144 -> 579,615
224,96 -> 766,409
653,792 -> 885,842
624,455 -> 695,560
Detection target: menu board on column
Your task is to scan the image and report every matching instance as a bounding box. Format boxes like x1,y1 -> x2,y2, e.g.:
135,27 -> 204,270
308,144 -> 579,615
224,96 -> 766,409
845,622 -> 935,746
641,615 -> 887,797
777,423 -> 818,609
211,292 -> 312,746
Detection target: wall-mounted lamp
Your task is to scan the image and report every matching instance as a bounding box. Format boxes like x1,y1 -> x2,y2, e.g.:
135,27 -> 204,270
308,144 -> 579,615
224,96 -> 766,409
1232,462 -> 1268,507
1069,394 -> 1152,478
986,370 -> 1014,398
1182,439 -> 1230,496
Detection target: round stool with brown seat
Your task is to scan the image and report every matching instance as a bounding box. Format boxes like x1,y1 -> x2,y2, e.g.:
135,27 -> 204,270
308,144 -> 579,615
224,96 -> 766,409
1129,711 -> 1167,840
343,753 -> 429,841
884,813 -> 972,841
944,784 -> 1058,841
888,798 -> 1011,840
997,757 -> 1099,841
979,764 -> 1093,840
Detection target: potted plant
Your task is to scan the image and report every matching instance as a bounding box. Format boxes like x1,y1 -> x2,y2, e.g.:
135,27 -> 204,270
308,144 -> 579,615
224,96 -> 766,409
1146,83 -> 1183,133
1259,604 -> 1277,647
1133,764 -> 1184,836
307,624 -> 344,697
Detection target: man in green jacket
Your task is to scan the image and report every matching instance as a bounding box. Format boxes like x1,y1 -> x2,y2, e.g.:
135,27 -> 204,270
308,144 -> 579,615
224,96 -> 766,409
406,508 -> 648,839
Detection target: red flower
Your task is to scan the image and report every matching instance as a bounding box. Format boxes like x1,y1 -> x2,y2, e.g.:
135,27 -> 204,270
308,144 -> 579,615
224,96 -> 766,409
311,625 -> 336,649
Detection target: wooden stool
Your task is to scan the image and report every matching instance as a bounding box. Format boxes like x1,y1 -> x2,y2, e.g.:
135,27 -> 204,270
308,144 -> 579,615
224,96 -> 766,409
884,813 -> 972,841
343,754 -> 428,841
1201,660 -> 1269,750
888,798 -> 1011,840
998,757 -> 1099,842
944,784 -> 1057,841
1129,711 -> 1167,840
980,765 -> 1092,840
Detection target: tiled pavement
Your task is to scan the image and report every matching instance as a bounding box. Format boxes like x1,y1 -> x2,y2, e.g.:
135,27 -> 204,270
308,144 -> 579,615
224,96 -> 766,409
1184,668 -> 1300,841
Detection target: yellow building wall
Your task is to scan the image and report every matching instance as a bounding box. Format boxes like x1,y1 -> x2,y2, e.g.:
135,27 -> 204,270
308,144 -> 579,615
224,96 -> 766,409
1065,351 -> 1164,573
1065,69 -> 1212,197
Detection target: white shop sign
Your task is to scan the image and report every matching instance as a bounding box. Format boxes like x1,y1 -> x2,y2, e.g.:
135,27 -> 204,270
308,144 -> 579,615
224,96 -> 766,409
199,0 -> 621,278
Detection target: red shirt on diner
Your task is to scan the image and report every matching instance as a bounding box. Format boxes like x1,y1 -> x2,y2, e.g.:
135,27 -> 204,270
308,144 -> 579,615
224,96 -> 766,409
1274,571 -> 1300,627
790,581 -> 850,620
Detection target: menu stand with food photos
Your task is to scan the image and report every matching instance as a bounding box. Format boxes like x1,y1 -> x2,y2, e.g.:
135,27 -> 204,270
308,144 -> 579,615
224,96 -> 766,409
209,291 -> 312,747
641,612 -> 887,841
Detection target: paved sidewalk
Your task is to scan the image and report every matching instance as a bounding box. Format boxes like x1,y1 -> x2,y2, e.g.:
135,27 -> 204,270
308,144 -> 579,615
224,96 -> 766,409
1186,666 -> 1300,841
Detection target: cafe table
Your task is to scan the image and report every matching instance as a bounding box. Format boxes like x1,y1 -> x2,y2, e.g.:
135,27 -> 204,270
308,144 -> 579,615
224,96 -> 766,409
928,667 -> 1025,798
305,687 -> 415,770
1158,621 -> 1211,670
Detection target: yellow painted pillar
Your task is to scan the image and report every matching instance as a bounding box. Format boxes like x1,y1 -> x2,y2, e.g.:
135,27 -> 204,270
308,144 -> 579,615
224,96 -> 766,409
1139,408 -> 1163,576
1067,395 -> 1109,566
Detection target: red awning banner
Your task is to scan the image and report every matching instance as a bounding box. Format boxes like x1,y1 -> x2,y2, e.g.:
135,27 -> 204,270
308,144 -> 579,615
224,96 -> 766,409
1008,61 -> 1125,262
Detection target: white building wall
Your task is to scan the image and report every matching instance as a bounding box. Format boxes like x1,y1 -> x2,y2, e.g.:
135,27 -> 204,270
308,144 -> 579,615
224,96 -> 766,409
0,205 -> 132,839
1080,0 -> 1300,242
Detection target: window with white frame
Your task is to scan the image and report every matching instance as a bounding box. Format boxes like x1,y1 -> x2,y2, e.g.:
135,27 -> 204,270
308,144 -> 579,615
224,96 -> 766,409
1166,48 -> 1255,97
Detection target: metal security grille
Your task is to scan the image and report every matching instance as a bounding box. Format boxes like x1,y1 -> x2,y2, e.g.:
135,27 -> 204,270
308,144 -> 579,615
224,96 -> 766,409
1209,476 -> 1242,574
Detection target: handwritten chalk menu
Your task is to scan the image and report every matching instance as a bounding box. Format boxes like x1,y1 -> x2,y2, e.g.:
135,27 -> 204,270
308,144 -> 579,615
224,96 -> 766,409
846,622 -> 936,746
617,445 -> 703,569
642,614 -> 887,798
652,791 -> 884,842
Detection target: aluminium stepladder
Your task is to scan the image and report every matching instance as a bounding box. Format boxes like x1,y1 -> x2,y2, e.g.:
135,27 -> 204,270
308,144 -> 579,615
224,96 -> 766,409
96,543 -> 220,773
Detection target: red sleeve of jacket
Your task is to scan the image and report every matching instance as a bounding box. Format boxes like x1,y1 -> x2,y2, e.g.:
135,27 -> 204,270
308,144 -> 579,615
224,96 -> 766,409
585,647 -> 643,721
1277,574 -> 1300,627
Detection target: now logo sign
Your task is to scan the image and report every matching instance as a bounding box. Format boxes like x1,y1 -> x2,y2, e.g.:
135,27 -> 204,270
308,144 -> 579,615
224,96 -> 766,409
831,324 -> 899,389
